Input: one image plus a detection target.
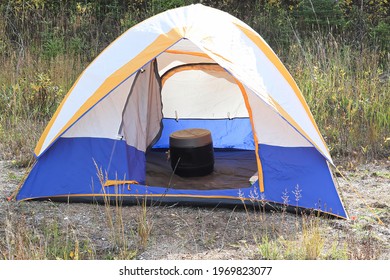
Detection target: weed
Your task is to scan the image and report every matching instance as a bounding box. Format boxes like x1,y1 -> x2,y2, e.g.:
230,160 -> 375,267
0,2 -> 389,163
94,162 -> 137,258
325,241 -> 349,260
241,185 -> 357,260
257,235 -> 281,260
137,198 -> 154,249
94,161 -> 155,257
1,207 -> 96,260
301,214 -> 324,259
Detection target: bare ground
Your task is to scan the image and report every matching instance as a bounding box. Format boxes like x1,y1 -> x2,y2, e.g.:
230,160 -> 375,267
0,158 -> 389,260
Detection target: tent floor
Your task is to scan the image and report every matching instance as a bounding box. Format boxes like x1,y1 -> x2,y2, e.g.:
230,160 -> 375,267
146,149 -> 257,190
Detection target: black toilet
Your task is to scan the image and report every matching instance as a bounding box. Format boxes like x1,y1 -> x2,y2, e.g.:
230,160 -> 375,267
169,128 -> 214,177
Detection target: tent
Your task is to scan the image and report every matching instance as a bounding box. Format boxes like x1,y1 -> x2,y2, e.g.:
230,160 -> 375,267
16,4 -> 348,218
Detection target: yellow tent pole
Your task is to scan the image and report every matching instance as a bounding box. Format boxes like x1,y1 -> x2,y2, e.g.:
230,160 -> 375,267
233,77 -> 265,192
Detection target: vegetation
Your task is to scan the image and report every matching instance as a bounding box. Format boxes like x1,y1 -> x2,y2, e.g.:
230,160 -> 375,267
0,0 -> 389,162
0,0 -> 388,260
1,197 -> 382,260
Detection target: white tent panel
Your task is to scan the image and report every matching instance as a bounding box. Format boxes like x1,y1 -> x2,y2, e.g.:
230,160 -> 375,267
158,52 -> 214,75
168,38 -> 204,53
39,11 -> 185,154
183,23 -> 330,160
62,75 -> 135,140
161,67 -> 248,119
245,85 -> 312,148
231,28 -> 330,157
121,61 -> 162,152
177,20 -> 274,106
36,4 -> 330,163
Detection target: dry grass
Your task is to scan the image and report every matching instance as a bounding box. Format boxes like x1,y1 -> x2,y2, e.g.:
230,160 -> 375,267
0,191 -> 387,260
0,1 -> 388,261
3,158 -> 387,260
1,36 -> 388,163
283,34 -> 389,159
1,203 -> 96,260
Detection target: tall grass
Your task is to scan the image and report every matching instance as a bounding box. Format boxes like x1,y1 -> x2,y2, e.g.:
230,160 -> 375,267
94,162 -> 153,256
284,32 -> 389,159
0,195 -> 154,260
0,51 -> 86,164
1,206 -> 95,260
1,32 -> 388,163
251,207 -> 380,260
1,200 -> 382,260
0,0 -> 387,261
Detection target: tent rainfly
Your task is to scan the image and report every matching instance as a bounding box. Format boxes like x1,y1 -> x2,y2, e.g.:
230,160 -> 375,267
16,4 -> 348,218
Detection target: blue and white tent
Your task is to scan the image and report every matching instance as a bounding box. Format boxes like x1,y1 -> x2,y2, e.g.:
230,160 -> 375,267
17,4 -> 348,218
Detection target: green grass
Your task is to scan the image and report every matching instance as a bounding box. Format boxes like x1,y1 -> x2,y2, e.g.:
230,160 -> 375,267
1,35 -> 388,162
0,201 -> 140,260
0,51 -> 85,162
1,198 -> 385,260
255,215 -> 323,260
0,2 -> 389,162
0,0 -> 388,261
1,211 -> 95,260
283,34 -> 389,159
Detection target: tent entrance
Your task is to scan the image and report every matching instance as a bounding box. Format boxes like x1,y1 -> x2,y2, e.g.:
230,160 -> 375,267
145,61 -> 257,190
145,149 -> 257,190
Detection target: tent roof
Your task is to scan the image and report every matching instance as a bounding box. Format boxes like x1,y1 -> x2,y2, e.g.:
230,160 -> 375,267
34,4 -> 332,163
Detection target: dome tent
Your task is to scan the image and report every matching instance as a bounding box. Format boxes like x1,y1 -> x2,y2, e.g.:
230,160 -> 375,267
16,4 -> 348,218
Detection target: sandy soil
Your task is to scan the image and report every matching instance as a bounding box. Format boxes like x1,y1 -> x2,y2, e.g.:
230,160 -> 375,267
0,158 -> 389,260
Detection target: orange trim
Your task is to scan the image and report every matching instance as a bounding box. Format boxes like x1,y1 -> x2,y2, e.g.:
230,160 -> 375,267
161,63 -> 226,86
45,193 -> 240,200
203,46 -> 233,64
35,28 -> 183,156
104,180 -> 139,187
19,193 -> 248,203
234,23 -> 329,155
164,49 -> 212,59
233,77 -> 265,193
18,193 -> 254,204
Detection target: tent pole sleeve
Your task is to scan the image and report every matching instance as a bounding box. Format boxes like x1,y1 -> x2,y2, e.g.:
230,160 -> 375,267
233,78 -> 265,193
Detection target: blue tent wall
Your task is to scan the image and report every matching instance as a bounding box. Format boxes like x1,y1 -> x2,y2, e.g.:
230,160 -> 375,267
17,136 -> 347,218
258,144 -> 346,217
16,137 -> 145,200
153,118 -> 254,150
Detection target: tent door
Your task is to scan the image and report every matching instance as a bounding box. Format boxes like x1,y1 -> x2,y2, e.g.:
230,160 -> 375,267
119,59 -> 163,153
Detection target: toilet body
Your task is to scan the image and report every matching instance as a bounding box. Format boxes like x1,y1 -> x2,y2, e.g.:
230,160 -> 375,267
169,129 -> 214,177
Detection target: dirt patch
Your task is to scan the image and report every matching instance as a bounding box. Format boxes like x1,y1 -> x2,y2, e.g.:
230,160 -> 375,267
0,159 -> 389,260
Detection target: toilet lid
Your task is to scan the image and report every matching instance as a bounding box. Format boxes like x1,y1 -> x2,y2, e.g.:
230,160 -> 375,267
169,128 -> 212,148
